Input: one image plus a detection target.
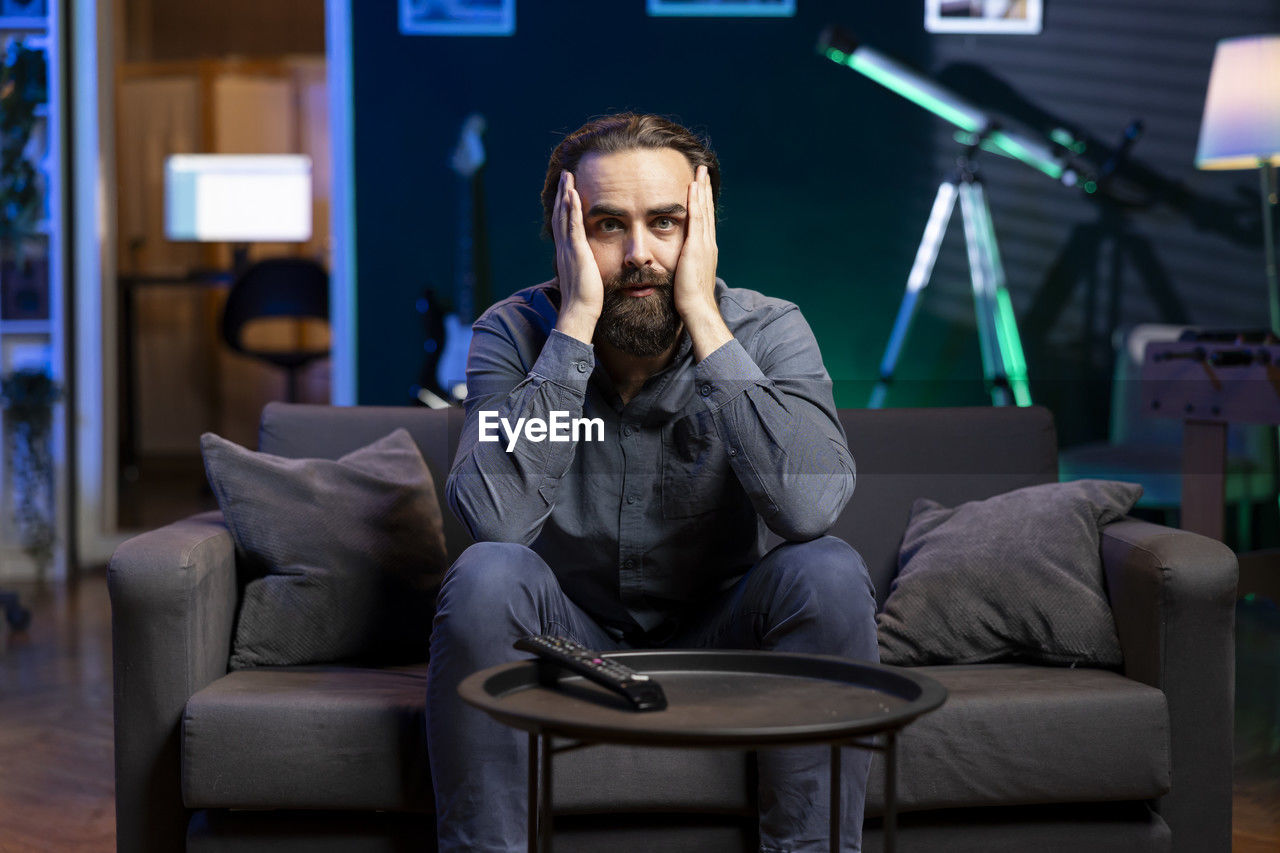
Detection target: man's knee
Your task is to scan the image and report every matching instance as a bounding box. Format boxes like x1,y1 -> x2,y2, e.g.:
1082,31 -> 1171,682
758,536 -> 878,660
764,536 -> 876,618
435,541 -> 557,627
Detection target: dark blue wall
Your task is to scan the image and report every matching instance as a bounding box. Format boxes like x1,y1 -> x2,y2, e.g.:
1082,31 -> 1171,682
350,1 -> 1279,447
351,1 -> 933,407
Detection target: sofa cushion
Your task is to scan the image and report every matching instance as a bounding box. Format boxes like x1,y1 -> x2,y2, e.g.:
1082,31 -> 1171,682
865,665 -> 1171,815
877,479 -> 1141,667
181,666 -> 750,814
258,402 -> 474,563
201,428 -> 448,668
183,664 -> 1167,817
182,666 -> 435,811
833,407 -> 1060,608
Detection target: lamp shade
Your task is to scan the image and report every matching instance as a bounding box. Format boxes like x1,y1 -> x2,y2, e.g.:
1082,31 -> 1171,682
1195,35 -> 1280,170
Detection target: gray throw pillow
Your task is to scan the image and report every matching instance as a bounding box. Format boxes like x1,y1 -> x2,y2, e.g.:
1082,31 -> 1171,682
201,428 -> 448,669
876,479 -> 1142,667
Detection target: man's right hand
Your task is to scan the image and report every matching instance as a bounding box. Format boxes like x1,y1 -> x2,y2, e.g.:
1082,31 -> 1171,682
552,170 -> 603,345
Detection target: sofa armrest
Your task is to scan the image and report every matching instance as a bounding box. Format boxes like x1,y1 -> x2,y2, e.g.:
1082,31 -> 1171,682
108,511 -> 238,853
1100,517 -> 1237,853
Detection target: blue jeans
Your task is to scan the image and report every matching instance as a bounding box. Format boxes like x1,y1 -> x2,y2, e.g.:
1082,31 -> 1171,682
426,536 -> 879,853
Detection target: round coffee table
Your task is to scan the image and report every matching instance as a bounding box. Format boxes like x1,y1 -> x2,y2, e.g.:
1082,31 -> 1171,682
459,649 -> 947,853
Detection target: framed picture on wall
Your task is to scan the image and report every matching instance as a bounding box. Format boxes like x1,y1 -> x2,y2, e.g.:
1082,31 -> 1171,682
0,0 -> 48,24
399,0 -> 516,37
925,0 -> 1042,34
647,0 -> 796,18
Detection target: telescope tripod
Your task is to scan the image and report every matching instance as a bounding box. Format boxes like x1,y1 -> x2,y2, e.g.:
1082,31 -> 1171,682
869,162 -> 1032,408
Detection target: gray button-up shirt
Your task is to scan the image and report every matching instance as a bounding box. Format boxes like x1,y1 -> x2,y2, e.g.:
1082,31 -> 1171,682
446,278 -> 855,637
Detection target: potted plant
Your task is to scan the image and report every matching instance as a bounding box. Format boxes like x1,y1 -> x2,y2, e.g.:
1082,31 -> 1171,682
0,38 -> 48,319
1,367 -> 61,580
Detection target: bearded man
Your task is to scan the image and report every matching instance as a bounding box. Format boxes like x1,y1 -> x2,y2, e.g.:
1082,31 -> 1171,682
428,113 -> 878,852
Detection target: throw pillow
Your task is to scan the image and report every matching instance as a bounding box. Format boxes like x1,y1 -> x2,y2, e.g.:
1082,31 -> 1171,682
876,479 -> 1142,667
201,428 -> 448,669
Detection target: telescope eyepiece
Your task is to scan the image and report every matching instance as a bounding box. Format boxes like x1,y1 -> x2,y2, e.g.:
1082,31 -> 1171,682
818,25 -> 860,58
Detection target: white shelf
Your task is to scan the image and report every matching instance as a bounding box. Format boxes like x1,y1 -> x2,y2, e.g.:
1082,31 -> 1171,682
2,0 -> 66,582
0,18 -> 47,33
0,319 -> 52,334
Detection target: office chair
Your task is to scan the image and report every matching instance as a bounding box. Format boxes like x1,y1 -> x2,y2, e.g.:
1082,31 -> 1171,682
1059,323 -> 1276,549
221,257 -> 331,403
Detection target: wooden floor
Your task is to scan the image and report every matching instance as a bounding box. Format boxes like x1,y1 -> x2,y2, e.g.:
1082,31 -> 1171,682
0,575 -> 115,853
1,571 -> 1278,852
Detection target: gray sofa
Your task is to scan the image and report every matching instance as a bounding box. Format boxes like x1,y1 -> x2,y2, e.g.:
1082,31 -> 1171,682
109,403 -> 1237,852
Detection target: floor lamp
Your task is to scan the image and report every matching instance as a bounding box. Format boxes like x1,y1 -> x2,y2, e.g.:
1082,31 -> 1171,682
1195,34 -> 1280,333
1194,35 -> 1280,597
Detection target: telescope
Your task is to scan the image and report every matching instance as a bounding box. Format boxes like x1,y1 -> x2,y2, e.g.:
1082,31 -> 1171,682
818,26 -> 1081,187
816,25 -> 1059,408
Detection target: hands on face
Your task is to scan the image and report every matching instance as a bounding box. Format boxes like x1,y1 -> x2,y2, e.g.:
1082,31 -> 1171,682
673,164 -> 719,324
551,162 -> 722,348
552,170 -> 605,344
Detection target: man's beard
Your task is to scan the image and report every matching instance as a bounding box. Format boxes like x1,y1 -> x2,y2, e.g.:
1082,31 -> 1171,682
596,266 -> 682,357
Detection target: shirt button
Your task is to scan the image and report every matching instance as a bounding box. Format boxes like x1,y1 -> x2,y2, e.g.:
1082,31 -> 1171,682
623,559 -> 635,570
700,383 -> 713,396
576,360 -> 589,373
626,495 -> 636,504
727,447 -> 737,457
622,425 -> 633,436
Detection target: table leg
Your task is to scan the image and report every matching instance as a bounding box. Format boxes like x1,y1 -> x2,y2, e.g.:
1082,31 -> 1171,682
528,732 -> 538,853
830,744 -> 842,852
884,731 -> 898,853
1182,419 -> 1227,541
539,733 -> 553,852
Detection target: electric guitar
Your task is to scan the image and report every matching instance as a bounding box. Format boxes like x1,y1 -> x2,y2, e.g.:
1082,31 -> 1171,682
434,113 -> 490,404
412,286 -> 450,408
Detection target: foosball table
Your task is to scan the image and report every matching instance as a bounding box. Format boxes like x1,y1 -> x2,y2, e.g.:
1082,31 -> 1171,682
1142,329 -> 1280,599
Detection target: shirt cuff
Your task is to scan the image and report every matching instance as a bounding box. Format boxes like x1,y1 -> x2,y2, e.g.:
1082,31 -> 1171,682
692,337 -> 767,409
529,329 -> 596,394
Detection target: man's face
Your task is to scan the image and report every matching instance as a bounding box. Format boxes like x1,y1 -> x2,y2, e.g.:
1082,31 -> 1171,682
574,147 -> 694,356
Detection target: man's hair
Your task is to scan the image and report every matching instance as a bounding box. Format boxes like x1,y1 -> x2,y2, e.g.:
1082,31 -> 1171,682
540,113 -> 721,240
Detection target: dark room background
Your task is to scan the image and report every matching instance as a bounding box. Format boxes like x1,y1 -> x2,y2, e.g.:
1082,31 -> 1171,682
349,0 -> 1280,449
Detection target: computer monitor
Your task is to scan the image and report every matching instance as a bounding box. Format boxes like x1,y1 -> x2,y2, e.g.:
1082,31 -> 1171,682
164,154 -> 313,243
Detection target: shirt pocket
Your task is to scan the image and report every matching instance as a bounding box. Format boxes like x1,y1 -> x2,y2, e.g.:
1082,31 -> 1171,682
661,410 -> 734,519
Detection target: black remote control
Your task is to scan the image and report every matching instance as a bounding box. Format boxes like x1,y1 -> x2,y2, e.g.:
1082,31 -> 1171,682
513,634 -> 668,712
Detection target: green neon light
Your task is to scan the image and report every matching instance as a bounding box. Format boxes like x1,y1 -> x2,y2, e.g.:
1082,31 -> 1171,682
846,54 -> 983,132
994,289 -> 1032,406
955,132 -> 1007,158
825,48 -> 1063,181
988,131 -> 1063,179
1049,128 -> 1086,154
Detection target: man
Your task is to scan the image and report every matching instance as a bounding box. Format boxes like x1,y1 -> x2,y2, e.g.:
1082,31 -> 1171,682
428,113 -> 878,852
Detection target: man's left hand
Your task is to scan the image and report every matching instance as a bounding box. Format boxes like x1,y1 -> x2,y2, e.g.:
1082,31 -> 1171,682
675,164 -> 733,360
